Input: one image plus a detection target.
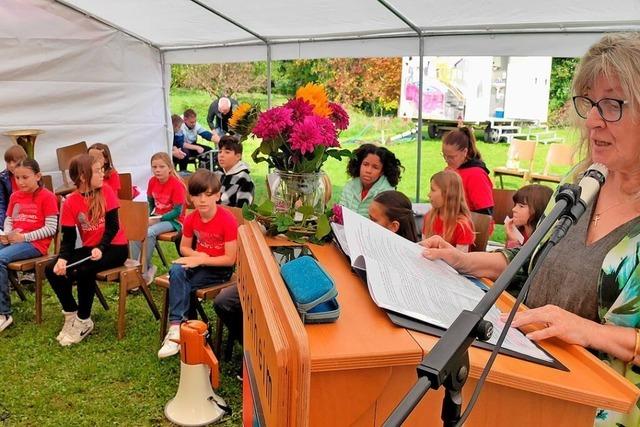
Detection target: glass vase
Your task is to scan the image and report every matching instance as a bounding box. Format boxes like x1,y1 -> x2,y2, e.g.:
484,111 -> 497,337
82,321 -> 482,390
271,170 -> 327,219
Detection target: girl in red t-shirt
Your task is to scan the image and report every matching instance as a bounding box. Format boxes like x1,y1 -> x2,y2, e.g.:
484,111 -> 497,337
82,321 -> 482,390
505,184 -> 553,249
88,143 -> 121,194
131,152 -> 186,283
0,159 -> 58,333
422,170 -> 475,252
45,154 -> 128,347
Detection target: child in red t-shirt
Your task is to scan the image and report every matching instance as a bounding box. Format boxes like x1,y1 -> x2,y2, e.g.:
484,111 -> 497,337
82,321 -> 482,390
158,169 -> 237,359
422,170 -> 475,252
131,152 -> 186,283
88,143 -> 121,193
0,159 -> 58,333
0,145 -> 28,233
45,154 -> 128,347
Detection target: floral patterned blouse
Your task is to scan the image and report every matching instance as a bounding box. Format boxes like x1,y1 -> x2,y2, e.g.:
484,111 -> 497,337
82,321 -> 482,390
501,177 -> 640,426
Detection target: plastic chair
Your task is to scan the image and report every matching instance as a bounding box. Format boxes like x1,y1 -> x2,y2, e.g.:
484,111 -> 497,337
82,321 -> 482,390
529,143 -> 576,185
54,141 -> 87,196
95,200 -> 160,339
493,139 -> 537,188
117,173 -> 133,200
154,206 -> 244,357
470,212 -> 491,252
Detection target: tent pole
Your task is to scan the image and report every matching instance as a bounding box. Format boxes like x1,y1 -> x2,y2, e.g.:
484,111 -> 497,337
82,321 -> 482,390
267,44 -> 272,109
416,37 -> 424,202
160,52 -> 173,154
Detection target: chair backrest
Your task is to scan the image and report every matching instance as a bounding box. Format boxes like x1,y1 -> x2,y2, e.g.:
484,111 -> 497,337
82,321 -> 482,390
491,188 -> 516,225
543,143 -> 575,175
41,174 -> 53,192
322,173 -> 333,204
56,141 -> 88,185
506,139 -> 537,170
117,173 -> 133,200
470,212 -> 491,252
119,200 -> 149,242
182,175 -> 195,209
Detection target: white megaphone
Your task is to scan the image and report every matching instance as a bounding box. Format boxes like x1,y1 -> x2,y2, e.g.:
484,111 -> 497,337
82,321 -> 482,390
165,320 -> 229,426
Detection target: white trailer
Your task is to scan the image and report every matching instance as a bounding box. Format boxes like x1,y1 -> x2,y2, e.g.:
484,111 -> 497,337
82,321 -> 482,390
398,56 -> 552,142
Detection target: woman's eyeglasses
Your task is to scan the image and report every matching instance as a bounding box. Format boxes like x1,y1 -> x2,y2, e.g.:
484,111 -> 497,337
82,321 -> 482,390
572,96 -> 627,122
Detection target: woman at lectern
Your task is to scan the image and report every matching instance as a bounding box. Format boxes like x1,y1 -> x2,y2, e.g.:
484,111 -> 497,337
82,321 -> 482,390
421,33 -> 640,426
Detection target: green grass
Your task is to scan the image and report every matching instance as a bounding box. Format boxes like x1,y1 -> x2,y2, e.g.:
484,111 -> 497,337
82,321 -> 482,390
0,89 -> 580,426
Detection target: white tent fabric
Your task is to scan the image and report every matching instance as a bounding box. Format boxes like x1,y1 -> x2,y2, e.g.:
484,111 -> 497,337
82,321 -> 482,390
0,0 -> 169,189
1,0 -> 640,190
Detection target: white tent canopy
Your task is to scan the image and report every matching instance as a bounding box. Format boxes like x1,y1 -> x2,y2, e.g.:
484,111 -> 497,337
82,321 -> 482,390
1,0 -> 639,190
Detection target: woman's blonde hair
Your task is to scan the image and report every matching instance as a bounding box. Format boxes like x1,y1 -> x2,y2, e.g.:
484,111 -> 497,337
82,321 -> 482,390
150,152 -> 184,187
572,32 -> 640,178
424,170 -> 473,243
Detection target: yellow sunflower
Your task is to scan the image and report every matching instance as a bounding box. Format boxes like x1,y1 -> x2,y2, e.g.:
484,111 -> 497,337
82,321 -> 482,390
229,103 -> 252,129
295,83 -> 331,118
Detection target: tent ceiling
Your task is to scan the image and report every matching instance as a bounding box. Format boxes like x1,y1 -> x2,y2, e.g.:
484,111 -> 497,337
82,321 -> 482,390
58,0 -> 640,61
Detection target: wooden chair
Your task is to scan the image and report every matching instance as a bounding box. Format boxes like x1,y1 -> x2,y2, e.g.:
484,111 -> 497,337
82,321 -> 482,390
117,173 -> 133,200
54,141 -> 87,196
470,212 -> 491,252
493,139 -> 537,188
95,200 -> 160,339
529,143 -> 576,185
154,206 -> 244,357
491,188 -> 516,225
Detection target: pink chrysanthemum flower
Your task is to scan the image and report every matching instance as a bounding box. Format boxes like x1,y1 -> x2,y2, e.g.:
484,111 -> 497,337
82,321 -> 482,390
289,116 -> 325,155
284,98 -> 315,123
328,102 -> 349,130
252,106 -> 294,140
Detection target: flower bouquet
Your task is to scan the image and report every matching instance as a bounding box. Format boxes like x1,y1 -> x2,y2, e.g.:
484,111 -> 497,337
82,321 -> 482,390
243,83 -> 352,242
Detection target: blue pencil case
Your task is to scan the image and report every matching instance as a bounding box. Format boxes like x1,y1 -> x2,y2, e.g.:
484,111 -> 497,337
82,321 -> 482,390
280,255 -> 340,323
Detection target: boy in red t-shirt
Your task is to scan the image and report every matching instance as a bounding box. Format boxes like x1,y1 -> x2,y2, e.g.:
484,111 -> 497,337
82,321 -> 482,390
158,169 -> 237,359
45,154 -> 129,347
0,159 -> 58,333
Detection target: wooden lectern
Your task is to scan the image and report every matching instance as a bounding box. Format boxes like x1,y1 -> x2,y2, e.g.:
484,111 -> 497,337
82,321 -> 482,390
238,221 -> 639,426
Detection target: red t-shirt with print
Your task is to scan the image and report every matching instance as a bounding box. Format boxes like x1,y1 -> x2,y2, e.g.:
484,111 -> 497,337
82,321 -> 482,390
424,215 -> 475,247
147,175 -> 186,223
7,188 -> 59,254
182,206 -> 238,257
455,167 -> 494,212
103,169 -> 121,193
61,184 -> 127,247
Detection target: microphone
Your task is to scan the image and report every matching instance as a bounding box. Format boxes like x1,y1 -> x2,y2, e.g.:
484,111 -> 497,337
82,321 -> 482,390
550,163 -> 608,243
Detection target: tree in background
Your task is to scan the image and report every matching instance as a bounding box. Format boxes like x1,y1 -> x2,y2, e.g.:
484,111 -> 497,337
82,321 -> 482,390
171,63 -> 266,97
548,58 -> 579,126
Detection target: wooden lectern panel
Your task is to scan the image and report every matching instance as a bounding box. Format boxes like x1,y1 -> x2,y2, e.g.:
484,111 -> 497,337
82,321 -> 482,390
239,222 -> 640,426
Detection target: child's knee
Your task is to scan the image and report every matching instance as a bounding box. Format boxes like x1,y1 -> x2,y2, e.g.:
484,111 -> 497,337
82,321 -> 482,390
169,263 -> 186,279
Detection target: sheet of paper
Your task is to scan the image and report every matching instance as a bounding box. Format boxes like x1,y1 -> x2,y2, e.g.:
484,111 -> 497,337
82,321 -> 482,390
342,207 -> 552,363
330,222 -> 350,257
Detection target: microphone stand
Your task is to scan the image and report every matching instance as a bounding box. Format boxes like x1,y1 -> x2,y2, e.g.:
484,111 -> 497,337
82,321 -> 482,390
384,184 -> 585,426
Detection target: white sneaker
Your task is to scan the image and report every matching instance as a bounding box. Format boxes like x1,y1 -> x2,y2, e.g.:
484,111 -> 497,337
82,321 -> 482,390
0,314 -> 13,333
59,316 -> 94,347
57,310 -> 77,342
158,324 -> 180,358
143,265 -> 158,286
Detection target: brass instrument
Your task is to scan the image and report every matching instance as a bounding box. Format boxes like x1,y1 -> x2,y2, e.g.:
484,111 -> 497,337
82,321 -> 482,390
3,129 -> 44,159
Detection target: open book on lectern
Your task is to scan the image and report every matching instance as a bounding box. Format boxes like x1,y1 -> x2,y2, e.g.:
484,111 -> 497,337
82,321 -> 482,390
335,207 -> 565,370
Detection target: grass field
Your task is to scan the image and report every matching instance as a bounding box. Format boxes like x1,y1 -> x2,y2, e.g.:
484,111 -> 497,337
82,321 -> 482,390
0,89 -> 580,426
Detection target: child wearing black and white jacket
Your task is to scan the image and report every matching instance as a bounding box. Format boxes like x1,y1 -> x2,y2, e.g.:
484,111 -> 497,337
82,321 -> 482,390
215,136 -> 254,208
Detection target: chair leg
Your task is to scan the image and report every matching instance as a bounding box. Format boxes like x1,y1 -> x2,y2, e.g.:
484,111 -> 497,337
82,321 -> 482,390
499,175 -> 504,189
117,278 -> 128,340
35,266 -> 43,324
95,286 -> 110,311
155,241 -> 168,268
159,288 -> 169,342
215,318 -> 225,361
139,282 -> 160,320
9,271 -> 27,302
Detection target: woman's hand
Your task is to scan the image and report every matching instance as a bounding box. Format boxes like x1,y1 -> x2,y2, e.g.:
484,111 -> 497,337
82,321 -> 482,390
91,248 -> 103,261
53,259 -> 68,276
505,304 -> 596,348
174,256 -> 202,269
420,235 -> 466,271
7,232 -> 25,244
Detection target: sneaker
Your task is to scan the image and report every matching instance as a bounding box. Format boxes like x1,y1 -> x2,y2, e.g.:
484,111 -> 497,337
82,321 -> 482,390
0,314 -> 13,333
21,272 -> 36,283
56,310 -> 77,342
59,316 -> 94,347
158,324 -> 180,359
143,265 -> 158,286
